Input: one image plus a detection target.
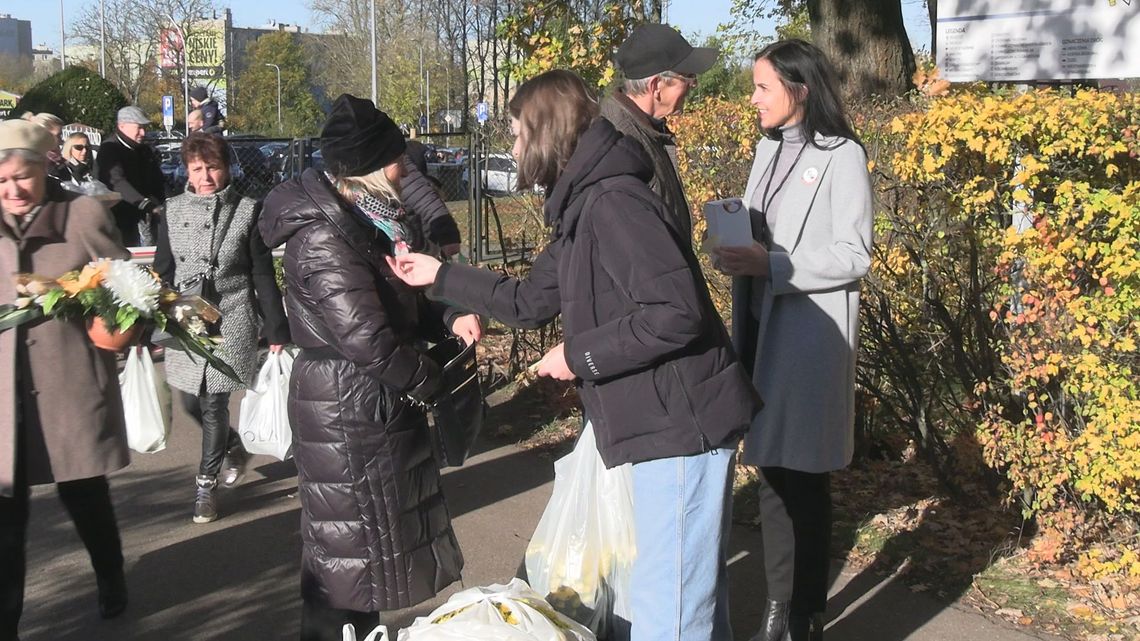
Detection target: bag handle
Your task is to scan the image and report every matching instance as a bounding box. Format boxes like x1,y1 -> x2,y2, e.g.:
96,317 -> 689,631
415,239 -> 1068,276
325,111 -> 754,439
203,193 -> 238,279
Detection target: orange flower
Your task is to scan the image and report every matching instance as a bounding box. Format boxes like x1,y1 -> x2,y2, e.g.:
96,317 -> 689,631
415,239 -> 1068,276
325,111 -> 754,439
59,261 -> 108,296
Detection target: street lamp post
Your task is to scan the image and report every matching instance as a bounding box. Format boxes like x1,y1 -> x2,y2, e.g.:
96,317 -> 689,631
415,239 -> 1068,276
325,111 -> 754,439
265,63 -> 282,132
99,0 -> 106,77
369,0 -> 377,104
166,14 -> 190,136
59,0 -> 65,70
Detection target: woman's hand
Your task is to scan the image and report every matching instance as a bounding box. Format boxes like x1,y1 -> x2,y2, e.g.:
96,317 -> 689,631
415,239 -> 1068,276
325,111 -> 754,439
386,253 -> 443,287
451,314 -> 483,346
534,342 -> 575,381
713,242 -> 770,278
269,344 -> 285,353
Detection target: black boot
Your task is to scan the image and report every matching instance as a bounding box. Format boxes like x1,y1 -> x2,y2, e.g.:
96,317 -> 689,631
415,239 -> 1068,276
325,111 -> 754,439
788,611 -> 824,641
96,569 -> 128,619
749,598 -> 791,641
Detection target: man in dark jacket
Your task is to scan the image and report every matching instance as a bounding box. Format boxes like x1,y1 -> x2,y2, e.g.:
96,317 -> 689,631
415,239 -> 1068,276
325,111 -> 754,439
97,106 -> 166,246
603,23 -> 718,247
190,86 -> 226,134
402,138 -> 462,257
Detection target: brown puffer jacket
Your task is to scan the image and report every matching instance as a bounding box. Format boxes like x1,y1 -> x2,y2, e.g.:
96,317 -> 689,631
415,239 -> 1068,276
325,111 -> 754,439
260,168 -> 463,612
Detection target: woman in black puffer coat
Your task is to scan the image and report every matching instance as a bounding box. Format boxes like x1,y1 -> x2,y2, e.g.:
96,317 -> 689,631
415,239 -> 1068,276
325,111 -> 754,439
260,95 -> 477,641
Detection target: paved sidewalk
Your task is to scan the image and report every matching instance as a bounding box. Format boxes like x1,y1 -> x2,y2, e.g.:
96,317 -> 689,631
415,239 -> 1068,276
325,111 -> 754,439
19,368 -> 1061,641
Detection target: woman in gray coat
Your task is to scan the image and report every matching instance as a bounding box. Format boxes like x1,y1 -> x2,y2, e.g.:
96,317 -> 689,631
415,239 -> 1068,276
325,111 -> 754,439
154,132 -> 289,524
0,120 -> 131,634
715,40 -> 873,641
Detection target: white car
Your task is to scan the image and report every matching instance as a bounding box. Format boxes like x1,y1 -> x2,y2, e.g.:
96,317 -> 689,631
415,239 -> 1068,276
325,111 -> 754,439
463,153 -> 519,194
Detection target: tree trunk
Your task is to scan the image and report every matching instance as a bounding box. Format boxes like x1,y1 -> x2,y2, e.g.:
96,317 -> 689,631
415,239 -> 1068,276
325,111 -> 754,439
807,0 -> 916,100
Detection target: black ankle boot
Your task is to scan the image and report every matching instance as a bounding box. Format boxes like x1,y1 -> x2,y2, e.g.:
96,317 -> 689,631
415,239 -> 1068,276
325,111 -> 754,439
96,570 -> 127,619
788,611 -> 824,641
749,598 -> 791,641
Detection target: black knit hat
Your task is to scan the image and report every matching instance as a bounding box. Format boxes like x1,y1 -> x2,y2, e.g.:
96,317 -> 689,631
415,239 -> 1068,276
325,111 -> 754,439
320,94 -> 406,177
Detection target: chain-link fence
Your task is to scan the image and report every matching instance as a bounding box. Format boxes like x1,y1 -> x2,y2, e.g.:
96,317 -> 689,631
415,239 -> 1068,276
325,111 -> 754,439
465,120 -> 543,266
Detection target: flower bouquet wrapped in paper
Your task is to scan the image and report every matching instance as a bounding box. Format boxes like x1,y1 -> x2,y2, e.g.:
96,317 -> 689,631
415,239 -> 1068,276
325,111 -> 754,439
0,258 -> 241,383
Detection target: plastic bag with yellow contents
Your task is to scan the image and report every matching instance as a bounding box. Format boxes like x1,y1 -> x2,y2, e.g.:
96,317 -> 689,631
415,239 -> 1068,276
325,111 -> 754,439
394,579 -> 595,641
524,422 -> 636,638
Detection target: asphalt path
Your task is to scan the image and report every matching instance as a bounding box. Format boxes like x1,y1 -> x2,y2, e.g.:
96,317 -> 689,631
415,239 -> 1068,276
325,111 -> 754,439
19,363 -> 1059,641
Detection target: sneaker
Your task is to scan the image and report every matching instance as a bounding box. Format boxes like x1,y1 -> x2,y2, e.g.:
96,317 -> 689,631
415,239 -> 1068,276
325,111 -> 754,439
193,475 -> 218,524
220,446 -> 250,489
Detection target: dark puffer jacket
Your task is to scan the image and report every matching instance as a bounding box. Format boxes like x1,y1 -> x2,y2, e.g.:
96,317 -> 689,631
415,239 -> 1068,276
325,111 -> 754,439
431,119 -> 761,467
260,169 -> 463,612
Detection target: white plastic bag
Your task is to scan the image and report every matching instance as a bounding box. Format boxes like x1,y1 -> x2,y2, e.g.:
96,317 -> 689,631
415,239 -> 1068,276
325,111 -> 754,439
342,623 -> 390,641
238,350 -> 294,461
397,579 -> 595,641
119,346 -> 169,453
525,423 -> 636,638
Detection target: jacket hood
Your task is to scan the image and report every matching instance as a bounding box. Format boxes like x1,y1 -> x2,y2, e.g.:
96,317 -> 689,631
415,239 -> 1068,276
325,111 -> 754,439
260,168 -> 339,248
544,118 -> 654,237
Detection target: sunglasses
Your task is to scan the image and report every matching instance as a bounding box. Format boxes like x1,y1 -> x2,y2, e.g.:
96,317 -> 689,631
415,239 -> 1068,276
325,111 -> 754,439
73,145 -> 88,151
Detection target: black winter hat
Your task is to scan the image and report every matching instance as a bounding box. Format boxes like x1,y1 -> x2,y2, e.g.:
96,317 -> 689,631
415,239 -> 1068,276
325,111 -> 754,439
320,94 -> 406,178
190,86 -> 209,102
614,23 -> 718,79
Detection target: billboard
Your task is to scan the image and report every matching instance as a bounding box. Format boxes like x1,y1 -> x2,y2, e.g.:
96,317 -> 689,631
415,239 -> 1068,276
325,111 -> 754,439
0,91 -> 19,119
936,0 -> 1140,82
157,19 -> 228,110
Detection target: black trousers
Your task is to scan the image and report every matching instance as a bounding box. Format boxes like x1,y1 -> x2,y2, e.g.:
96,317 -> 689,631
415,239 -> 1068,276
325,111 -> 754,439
0,475 -> 124,641
758,466 -> 832,615
179,389 -> 242,477
300,600 -> 379,641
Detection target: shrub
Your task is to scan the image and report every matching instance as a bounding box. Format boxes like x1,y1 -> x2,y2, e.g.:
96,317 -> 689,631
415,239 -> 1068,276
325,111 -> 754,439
11,66 -> 127,132
676,86 -> 1140,578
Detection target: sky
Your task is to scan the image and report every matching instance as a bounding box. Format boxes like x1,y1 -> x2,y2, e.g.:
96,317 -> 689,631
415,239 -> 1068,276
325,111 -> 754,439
14,0 -> 932,59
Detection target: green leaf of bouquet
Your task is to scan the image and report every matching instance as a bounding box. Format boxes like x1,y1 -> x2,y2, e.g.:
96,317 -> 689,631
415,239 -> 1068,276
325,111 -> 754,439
0,306 -> 45,332
165,323 -> 243,384
40,288 -> 66,315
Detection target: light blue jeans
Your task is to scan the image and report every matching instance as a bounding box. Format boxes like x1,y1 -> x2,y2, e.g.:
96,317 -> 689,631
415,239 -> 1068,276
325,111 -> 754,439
629,443 -> 737,641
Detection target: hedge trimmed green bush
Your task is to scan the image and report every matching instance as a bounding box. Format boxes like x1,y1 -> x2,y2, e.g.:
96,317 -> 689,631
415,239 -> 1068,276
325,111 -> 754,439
11,67 -> 127,132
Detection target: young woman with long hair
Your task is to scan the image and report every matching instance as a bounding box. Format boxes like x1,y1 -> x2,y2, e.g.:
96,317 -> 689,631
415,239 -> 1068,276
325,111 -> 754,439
388,70 -> 759,641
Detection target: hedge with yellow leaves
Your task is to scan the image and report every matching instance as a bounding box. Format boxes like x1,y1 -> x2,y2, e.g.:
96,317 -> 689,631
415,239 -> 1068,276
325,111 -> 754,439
676,88 -> 1140,575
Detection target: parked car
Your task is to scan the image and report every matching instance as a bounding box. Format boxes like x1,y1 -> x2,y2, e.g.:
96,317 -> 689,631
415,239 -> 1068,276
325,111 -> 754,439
463,153 -> 519,195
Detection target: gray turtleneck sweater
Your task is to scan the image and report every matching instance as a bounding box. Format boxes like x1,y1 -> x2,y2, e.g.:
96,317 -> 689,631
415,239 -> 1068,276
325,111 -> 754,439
749,124 -> 807,317
749,124 -> 807,245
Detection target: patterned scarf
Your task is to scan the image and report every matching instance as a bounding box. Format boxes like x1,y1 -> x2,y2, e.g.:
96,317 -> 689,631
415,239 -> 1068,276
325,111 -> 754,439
328,172 -> 411,253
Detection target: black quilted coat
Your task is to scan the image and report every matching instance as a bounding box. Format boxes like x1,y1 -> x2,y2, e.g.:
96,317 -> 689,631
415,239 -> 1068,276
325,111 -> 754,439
260,169 -> 463,612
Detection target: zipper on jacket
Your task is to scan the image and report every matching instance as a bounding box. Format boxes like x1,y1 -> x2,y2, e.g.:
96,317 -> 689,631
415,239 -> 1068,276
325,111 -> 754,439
670,362 -> 713,453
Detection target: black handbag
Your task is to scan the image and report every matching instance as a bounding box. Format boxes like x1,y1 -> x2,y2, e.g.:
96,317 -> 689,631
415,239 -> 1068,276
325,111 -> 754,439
423,336 -> 486,468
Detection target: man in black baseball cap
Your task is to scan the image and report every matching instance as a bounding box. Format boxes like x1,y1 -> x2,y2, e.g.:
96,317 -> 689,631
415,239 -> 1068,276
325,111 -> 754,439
603,23 -> 719,246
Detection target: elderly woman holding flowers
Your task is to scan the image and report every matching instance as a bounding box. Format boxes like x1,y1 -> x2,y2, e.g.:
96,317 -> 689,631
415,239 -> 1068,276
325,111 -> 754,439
153,132 -> 289,525
0,119 -> 132,637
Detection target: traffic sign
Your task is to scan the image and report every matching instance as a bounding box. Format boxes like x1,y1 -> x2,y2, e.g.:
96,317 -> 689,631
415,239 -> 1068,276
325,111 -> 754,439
475,102 -> 489,125
161,95 -> 174,132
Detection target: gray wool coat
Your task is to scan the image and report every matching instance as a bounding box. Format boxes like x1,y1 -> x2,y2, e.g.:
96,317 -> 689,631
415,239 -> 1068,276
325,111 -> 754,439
731,134 -> 874,473
155,186 -> 289,395
0,188 -> 131,497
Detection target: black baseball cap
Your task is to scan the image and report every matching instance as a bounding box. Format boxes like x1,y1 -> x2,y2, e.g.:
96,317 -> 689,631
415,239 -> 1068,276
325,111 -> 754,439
615,23 -> 719,79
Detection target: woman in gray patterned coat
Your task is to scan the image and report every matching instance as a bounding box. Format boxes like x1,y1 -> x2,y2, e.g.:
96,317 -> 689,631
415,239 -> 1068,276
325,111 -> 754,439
154,132 -> 290,524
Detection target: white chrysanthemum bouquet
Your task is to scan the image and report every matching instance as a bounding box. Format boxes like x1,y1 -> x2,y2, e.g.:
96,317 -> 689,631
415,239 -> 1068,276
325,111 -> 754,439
0,258 -> 241,382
